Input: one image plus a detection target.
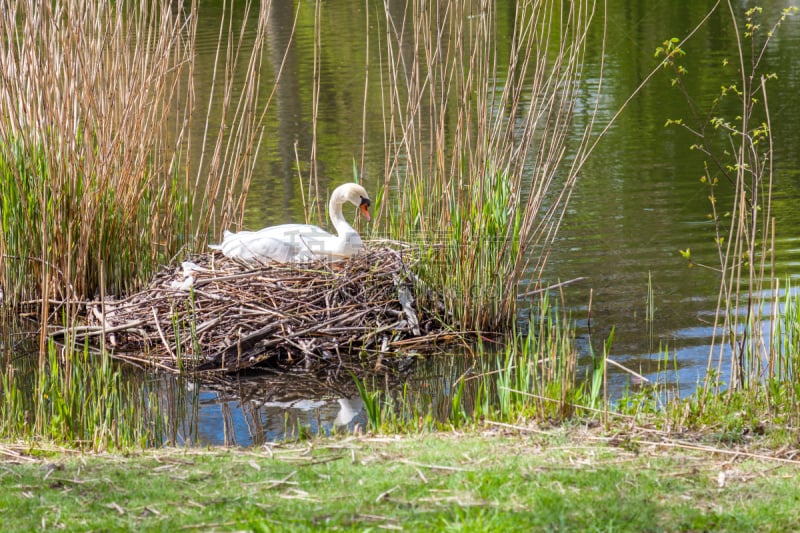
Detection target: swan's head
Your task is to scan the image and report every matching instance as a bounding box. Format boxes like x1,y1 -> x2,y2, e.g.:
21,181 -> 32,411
333,182 -> 371,221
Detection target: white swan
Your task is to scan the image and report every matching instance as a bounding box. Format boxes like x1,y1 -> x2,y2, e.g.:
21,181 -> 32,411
210,183 -> 371,263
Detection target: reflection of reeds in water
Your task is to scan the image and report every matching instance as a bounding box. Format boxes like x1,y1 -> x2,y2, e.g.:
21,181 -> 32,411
374,1 -> 600,331
161,370 -> 403,444
0,334 -> 163,449
347,294 -> 594,431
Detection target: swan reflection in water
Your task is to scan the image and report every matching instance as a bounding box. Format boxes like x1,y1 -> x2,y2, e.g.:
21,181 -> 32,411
182,388 -> 368,446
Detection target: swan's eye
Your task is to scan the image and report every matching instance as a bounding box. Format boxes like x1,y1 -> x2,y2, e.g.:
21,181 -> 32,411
360,196 -> 370,208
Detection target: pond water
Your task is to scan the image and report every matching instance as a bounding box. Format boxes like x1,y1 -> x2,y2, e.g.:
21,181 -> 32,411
556,0 -> 800,395
33,1 -> 800,446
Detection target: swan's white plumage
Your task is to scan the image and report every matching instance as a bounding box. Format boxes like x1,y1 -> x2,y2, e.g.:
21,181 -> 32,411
210,183 -> 371,263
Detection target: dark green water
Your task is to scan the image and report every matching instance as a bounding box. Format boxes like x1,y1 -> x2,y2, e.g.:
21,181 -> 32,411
169,1 -> 800,444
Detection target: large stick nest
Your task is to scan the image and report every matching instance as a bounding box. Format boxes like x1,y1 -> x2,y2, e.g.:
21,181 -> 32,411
77,246 -> 458,374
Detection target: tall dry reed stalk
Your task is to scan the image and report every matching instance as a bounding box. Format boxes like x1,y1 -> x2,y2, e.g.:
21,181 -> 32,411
0,0 -> 276,310
704,4 -> 786,396
374,0 -> 601,331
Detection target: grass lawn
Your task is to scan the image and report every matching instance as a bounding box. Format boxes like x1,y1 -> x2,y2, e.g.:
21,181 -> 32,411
2,424 -> 799,532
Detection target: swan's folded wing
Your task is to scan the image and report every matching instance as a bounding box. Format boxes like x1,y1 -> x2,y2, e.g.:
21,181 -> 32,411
252,224 -> 334,261
210,230 -> 294,262
210,223 -> 350,262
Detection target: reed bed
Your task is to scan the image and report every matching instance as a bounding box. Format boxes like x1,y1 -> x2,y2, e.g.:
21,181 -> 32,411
0,0 -> 186,305
57,247 -> 455,374
0,0 -> 273,310
371,0 -> 601,331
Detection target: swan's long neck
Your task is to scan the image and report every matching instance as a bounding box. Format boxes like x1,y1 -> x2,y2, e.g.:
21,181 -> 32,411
329,193 -> 362,249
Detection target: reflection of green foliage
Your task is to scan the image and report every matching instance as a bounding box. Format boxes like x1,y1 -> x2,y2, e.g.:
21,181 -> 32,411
0,338 -> 161,449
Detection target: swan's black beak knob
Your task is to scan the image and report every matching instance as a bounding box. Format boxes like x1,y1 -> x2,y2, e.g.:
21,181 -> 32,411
359,197 -> 371,221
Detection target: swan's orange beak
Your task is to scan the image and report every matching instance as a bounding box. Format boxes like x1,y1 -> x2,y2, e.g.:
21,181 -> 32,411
359,197 -> 371,221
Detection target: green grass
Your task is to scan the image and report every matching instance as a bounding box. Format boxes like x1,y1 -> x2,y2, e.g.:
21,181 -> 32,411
2,429 -> 799,531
